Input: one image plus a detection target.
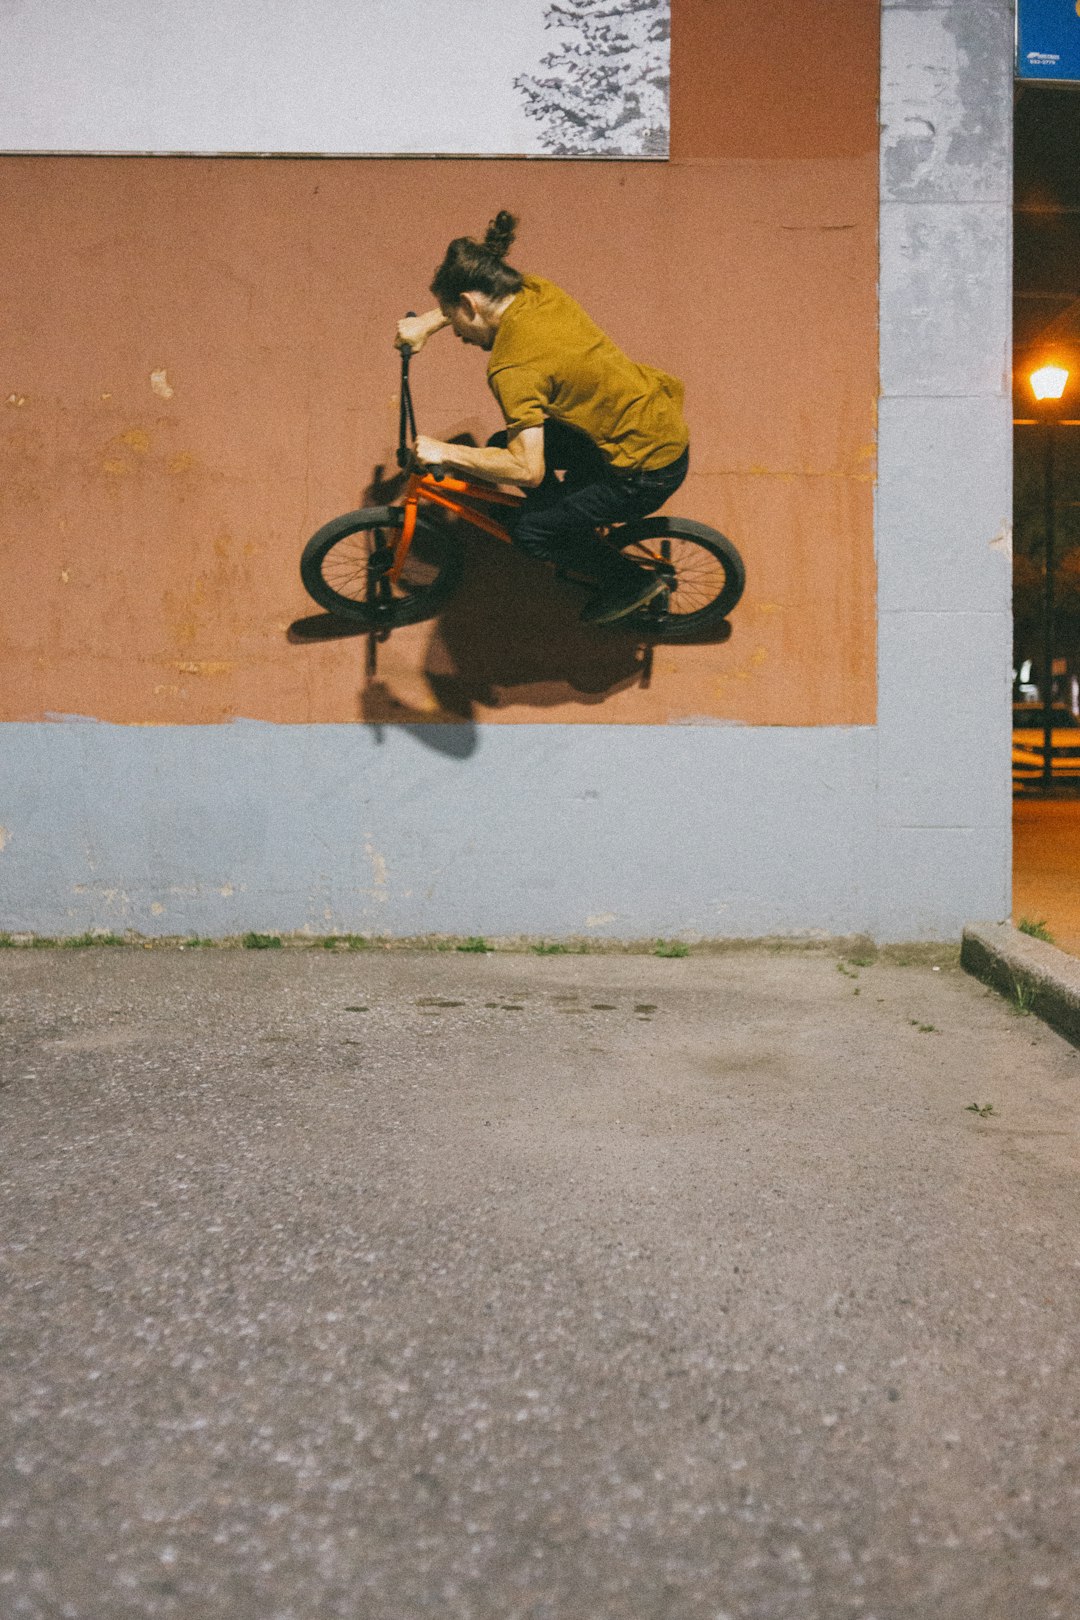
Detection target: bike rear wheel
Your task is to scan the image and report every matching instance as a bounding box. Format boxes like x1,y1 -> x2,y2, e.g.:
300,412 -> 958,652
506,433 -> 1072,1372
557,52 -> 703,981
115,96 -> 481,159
300,505 -> 464,629
613,516 -> 745,642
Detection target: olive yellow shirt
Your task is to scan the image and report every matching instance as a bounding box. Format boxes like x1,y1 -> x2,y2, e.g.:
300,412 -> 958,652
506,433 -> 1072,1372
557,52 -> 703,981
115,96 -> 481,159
486,276 -> 689,473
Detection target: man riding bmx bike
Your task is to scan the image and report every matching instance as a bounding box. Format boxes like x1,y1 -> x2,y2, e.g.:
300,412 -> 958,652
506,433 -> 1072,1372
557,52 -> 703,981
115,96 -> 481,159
395,211 -> 690,626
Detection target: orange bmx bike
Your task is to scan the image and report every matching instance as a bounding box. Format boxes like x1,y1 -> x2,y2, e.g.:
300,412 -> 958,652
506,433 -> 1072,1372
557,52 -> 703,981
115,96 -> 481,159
300,336 -> 745,643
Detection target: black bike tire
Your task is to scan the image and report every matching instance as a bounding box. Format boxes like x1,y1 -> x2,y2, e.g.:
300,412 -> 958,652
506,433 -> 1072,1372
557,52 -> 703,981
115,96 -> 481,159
300,505 -> 464,629
614,516 -> 745,642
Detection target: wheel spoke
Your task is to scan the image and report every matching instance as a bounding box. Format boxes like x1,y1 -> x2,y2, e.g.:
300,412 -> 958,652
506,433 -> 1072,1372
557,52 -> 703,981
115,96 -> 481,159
620,532 -> 733,621
303,510 -> 462,626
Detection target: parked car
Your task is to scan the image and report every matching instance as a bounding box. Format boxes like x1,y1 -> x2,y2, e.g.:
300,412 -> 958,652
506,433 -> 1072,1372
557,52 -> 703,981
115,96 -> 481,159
1012,703 -> 1080,785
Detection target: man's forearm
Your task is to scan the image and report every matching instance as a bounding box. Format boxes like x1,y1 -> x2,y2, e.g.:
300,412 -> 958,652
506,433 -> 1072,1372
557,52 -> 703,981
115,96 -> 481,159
418,437 -> 540,488
437,441 -> 534,486
416,308 -> 449,341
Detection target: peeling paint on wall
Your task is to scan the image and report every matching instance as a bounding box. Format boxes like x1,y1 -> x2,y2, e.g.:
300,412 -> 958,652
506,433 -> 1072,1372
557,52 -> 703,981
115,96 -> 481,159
364,837 -> 389,900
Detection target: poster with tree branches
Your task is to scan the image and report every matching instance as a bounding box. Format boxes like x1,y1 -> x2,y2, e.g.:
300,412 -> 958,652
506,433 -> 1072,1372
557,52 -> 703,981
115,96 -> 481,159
516,0 -> 670,158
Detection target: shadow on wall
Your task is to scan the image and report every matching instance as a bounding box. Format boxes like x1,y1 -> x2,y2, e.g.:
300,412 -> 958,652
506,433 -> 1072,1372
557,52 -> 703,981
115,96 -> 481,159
290,525 -> 732,758
288,450 -> 733,757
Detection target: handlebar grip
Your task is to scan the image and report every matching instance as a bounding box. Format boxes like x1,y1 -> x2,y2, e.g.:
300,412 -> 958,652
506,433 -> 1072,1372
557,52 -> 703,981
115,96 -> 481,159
400,313 -> 418,366
397,446 -> 444,480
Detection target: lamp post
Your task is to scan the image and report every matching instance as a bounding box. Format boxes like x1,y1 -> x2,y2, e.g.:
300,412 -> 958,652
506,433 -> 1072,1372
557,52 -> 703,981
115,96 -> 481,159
1030,364 -> 1070,788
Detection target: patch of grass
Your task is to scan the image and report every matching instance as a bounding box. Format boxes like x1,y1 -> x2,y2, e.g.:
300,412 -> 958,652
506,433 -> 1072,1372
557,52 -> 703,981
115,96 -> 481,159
532,942 -> 569,955
654,940 -> 689,958
181,936 -> 215,948
1017,917 -> 1055,944
242,932 -> 283,950
0,934 -> 14,948
848,952 -> 876,968
838,961 -> 859,979
63,932 -> 126,948
456,937 -> 492,953
1011,979 -> 1036,1016
965,1102 -> 997,1119
30,937 -> 58,949
909,1021 -> 937,1033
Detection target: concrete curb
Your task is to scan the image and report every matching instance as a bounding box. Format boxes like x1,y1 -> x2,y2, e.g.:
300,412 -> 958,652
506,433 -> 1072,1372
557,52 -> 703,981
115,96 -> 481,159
961,921 -> 1080,1048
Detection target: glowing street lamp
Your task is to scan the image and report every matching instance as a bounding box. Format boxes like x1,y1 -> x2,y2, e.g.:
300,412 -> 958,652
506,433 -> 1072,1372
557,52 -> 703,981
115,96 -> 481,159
1030,363 -> 1070,403
1029,363 -> 1070,786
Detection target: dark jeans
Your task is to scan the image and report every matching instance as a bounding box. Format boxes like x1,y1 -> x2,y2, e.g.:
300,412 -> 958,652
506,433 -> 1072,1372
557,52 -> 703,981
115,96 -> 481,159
491,421 -> 689,589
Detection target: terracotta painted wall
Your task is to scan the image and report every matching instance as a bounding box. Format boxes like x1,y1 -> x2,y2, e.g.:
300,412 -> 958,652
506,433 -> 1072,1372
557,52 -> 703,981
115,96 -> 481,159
1,0 -> 878,728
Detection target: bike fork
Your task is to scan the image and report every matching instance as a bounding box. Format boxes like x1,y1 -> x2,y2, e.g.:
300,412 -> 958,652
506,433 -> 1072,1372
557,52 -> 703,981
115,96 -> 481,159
360,538 -> 396,676
367,536 -> 398,627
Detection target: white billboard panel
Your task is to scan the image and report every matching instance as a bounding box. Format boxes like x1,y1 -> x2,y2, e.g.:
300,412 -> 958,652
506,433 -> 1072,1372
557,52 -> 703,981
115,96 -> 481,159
0,0 -> 669,158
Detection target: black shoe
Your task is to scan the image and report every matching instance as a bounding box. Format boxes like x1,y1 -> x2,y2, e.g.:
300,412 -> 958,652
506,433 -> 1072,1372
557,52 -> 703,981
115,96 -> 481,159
579,573 -> 667,625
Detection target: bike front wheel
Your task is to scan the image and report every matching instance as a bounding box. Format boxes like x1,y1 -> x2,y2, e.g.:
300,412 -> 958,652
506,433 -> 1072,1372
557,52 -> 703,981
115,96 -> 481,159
300,505 -> 464,630
614,516 -> 745,642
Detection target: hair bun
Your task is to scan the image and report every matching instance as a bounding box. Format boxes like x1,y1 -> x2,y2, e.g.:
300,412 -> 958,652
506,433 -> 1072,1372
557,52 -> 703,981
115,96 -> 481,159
483,210 -> 518,260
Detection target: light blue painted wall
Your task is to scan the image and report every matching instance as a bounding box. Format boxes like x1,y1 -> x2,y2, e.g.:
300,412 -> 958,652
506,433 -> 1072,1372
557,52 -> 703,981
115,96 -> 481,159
875,0 -> 1014,937
1,722 -> 877,939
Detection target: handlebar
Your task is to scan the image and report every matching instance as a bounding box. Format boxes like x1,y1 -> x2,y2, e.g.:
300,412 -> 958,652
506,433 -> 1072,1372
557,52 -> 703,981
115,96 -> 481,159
395,311 -> 443,478
401,448 -> 445,482
396,312 -> 418,471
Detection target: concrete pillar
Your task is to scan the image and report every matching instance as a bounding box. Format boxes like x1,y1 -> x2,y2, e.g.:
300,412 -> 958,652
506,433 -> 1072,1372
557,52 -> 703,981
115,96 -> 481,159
875,0 -> 1015,936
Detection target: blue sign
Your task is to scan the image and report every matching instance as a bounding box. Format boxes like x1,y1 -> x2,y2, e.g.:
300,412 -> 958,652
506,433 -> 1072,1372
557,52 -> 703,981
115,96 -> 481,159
1018,0 -> 1080,80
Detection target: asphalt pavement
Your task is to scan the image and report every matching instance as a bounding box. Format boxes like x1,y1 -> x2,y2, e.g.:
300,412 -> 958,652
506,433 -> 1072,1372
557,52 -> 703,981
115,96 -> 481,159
2,945 -> 1080,1620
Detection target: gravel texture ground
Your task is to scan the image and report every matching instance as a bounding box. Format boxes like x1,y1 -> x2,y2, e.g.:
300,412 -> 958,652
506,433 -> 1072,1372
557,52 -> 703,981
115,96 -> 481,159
2,945 -> 1079,1620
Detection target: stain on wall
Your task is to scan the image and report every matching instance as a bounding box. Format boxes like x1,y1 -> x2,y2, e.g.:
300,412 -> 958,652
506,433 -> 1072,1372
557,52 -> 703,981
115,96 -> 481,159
0,0 -> 878,728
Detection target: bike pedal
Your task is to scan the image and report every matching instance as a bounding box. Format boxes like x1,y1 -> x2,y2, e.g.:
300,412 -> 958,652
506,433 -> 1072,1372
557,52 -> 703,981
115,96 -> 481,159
637,590 -> 670,621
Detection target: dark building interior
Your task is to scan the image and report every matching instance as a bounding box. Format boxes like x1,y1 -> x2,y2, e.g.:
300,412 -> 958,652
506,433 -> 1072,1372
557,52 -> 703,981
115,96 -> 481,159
1011,81 -> 1080,950
1014,83 -> 1080,703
